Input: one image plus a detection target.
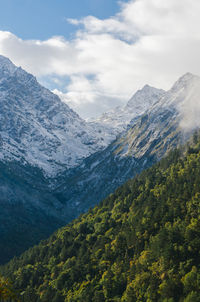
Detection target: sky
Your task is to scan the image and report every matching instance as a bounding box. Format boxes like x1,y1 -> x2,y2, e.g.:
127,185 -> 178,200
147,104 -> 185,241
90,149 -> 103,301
0,0 -> 200,119
0,0 -> 125,40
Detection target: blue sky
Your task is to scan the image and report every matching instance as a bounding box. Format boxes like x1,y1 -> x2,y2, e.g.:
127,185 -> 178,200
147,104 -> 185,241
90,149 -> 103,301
0,0 -> 128,40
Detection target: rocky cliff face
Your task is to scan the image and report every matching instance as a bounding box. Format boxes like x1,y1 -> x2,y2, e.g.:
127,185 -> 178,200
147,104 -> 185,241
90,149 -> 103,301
0,55 -> 116,176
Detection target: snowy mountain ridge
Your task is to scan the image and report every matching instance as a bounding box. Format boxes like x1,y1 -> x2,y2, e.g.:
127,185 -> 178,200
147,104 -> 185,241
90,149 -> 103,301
0,55 -> 166,175
0,55 -> 199,178
56,72 -> 200,218
113,72 -> 200,160
0,55 -> 119,175
91,84 -> 165,136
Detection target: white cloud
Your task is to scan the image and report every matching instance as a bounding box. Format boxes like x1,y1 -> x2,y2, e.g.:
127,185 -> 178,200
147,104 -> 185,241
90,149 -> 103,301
1,0 -> 200,118
53,75 -> 124,119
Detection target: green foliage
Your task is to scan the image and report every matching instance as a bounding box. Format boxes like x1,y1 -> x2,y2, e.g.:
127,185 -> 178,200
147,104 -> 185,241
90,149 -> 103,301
0,275 -> 19,301
1,132 -> 200,301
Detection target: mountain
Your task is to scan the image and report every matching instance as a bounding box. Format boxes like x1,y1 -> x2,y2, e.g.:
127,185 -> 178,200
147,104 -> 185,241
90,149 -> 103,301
0,55 -> 116,264
0,55 -> 115,263
1,55 -> 200,265
53,73 -> 200,216
0,55 -> 165,175
0,160 -> 67,264
0,56 -> 169,263
90,84 -> 165,136
2,131 -> 200,301
0,55 -> 114,176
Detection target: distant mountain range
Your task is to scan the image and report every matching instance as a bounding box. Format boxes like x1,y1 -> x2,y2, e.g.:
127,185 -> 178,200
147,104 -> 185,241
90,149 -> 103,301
0,55 -> 200,263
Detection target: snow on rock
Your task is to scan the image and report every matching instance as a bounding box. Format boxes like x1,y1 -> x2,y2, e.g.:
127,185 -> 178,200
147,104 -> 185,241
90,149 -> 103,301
115,73 -> 200,159
1,54 -> 198,178
0,55 -> 115,175
91,84 -> 165,137
149,73 -> 200,118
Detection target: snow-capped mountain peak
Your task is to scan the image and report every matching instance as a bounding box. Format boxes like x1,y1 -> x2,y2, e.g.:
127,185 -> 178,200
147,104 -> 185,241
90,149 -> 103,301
171,72 -> 200,93
92,84 -> 165,135
0,55 -> 18,76
0,55 -> 115,175
126,84 -> 165,110
151,72 -> 200,111
1,54 -> 199,177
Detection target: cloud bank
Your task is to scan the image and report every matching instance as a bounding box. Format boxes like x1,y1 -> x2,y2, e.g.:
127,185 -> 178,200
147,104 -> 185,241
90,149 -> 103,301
1,0 -> 200,118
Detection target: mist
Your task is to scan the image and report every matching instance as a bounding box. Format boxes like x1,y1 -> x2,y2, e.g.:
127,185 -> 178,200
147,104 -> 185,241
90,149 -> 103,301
178,76 -> 200,132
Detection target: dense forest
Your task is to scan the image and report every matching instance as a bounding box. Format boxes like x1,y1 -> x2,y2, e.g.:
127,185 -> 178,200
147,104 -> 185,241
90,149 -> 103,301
0,275 -> 19,301
1,132 -> 200,301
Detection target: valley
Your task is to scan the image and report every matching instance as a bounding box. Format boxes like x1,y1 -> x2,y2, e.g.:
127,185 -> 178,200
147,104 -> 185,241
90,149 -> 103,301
0,57 -> 200,265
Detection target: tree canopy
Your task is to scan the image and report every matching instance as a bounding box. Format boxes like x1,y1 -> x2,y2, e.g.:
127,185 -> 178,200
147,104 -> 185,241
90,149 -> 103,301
1,132 -> 200,301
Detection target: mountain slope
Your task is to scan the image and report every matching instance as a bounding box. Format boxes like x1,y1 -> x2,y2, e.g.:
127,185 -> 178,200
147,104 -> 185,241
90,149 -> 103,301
0,55 -> 112,175
91,84 -> 165,136
54,73 -> 200,216
1,57 -> 200,266
0,56 -> 168,264
0,161 -> 68,264
0,55 -> 116,264
2,131 -> 200,302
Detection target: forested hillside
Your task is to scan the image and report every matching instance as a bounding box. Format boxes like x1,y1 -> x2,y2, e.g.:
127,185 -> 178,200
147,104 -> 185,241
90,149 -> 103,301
0,161 -> 67,265
1,132 -> 200,302
0,275 -> 19,301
